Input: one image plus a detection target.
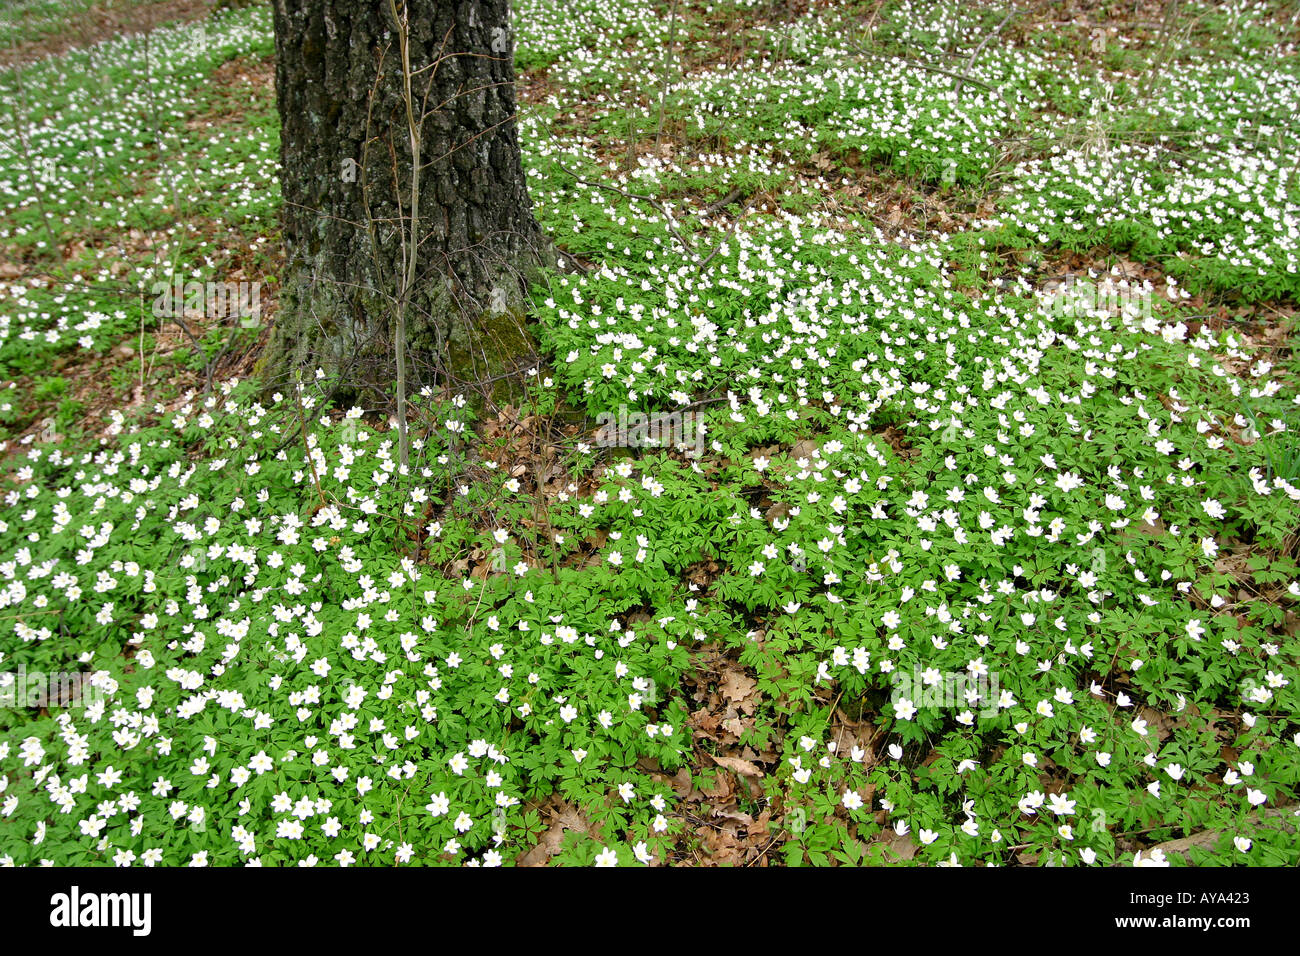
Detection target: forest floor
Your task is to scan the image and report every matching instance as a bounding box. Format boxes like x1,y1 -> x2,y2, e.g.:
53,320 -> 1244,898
0,0 -> 1297,867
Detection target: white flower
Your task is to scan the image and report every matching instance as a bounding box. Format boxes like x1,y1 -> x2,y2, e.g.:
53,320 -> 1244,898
1133,848 -> 1169,867
594,847 -> 619,867
1047,792 -> 1075,815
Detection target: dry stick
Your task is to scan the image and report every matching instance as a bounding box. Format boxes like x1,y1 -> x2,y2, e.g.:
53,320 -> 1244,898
387,0 -> 420,471
700,185 -> 745,218
624,75 -> 638,173
4,56 -> 65,271
363,21 -> 478,442
1141,0 -> 1181,98
552,158 -> 695,251
654,0 -> 680,154
861,0 -> 887,45
142,299 -> 169,391
846,42 -> 998,93
698,203 -> 752,269
953,8 -> 1015,95
360,51 -> 397,305
138,25 -> 220,392
406,46 -> 507,78
291,372 -> 327,510
1123,804 -> 1298,864
417,111 -> 517,172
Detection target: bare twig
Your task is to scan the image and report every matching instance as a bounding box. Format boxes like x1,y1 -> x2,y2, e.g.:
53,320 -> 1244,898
553,158 -> 696,252
386,0 -> 426,470
954,8 -> 1015,94
655,0 -> 681,153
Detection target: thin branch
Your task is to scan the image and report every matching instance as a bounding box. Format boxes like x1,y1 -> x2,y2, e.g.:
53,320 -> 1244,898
553,158 -> 695,251
954,8 -> 1015,94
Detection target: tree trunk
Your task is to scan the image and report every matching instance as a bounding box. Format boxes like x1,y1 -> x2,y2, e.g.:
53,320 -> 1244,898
264,0 -> 549,399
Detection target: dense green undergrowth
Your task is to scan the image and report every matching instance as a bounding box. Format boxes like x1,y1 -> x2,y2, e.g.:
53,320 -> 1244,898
0,0 -> 1298,866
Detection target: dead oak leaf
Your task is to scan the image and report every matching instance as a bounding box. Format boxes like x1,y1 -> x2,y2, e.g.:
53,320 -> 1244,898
709,753 -> 763,778
720,669 -> 757,705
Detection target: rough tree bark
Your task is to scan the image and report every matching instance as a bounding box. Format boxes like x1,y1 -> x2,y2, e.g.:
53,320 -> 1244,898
264,0 -> 550,395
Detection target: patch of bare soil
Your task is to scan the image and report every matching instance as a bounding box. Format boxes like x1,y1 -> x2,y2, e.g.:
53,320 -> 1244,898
189,52 -> 275,126
1,0 -> 217,68
1,45 -> 282,453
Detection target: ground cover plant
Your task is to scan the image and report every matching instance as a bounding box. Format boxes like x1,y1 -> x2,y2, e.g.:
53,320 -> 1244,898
0,0 -> 1297,867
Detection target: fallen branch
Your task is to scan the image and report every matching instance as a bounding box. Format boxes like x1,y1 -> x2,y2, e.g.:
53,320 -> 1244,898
955,8 -> 1016,94
554,159 -> 695,251
1142,804 -> 1299,863
847,43 -> 998,93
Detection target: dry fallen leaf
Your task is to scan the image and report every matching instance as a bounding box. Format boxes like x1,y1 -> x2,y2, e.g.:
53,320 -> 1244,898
517,802 -> 591,867
709,753 -> 763,778
720,669 -> 756,704
790,438 -> 820,461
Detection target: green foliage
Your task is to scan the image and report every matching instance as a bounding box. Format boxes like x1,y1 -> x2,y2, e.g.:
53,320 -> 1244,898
1,0 -> 1298,869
